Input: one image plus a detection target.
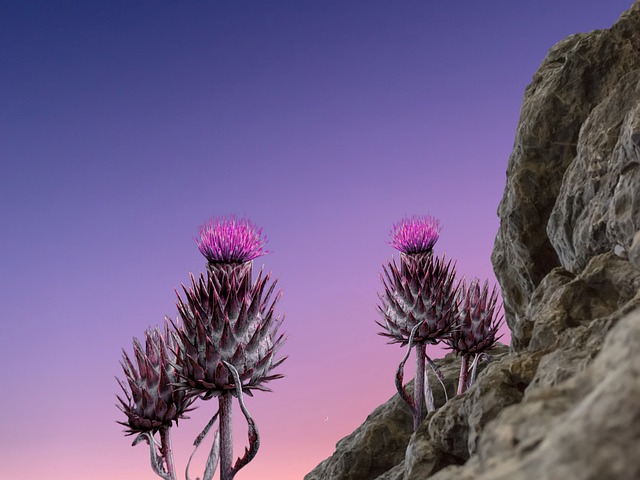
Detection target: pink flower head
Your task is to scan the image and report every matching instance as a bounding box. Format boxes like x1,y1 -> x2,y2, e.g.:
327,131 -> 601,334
388,215 -> 441,254
196,215 -> 268,263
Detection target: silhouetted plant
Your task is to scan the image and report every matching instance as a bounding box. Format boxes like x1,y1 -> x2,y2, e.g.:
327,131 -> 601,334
116,215 -> 286,480
446,278 -> 503,395
377,215 -> 458,431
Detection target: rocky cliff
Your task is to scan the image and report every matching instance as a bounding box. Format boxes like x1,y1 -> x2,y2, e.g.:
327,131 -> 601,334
305,2 -> 640,479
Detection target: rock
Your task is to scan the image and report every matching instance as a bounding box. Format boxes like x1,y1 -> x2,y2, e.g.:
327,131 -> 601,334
403,420 -> 455,480
418,350 -> 536,465
491,1 -> 640,348
373,463 -> 404,480
547,72 -> 640,273
630,230 -> 640,269
524,253 -> 640,352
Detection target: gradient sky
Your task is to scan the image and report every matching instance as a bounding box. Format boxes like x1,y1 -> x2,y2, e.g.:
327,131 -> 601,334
0,1 -> 633,479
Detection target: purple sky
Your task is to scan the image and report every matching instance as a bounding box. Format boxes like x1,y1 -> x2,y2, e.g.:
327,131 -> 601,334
0,1 -> 632,479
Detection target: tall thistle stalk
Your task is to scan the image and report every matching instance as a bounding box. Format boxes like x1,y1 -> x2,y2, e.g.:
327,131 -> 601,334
446,278 -> 503,395
377,215 -> 458,431
116,215 -> 286,480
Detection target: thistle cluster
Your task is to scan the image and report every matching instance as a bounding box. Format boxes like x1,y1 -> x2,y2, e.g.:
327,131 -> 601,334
116,215 -> 285,480
377,215 -> 503,430
114,211 -> 504,476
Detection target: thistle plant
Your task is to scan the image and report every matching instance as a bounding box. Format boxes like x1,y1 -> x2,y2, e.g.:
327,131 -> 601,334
116,215 -> 286,480
173,215 -> 285,480
116,323 -> 196,480
377,215 -> 458,431
446,278 -> 503,395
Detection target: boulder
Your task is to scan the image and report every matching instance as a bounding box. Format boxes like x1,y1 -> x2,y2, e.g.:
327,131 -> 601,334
491,1 -> 640,348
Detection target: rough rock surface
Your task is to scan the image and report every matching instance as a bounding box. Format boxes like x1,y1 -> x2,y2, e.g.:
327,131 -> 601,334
491,2 -> 640,346
631,230 -> 640,269
547,70 -> 640,273
306,2 -> 640,479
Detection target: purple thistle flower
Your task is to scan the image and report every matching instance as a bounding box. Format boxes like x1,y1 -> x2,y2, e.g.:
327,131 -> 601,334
196,215 -> 268,264
388,215 -> 442,254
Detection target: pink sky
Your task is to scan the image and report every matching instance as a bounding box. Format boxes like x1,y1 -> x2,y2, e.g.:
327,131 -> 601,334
0,1 -> 632,478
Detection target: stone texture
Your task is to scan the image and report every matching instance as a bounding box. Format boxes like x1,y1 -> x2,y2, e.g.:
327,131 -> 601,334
630,230 -> 640,269
306,2 -> 640,479
547,71 -> 640,273
428,305 -> 640,480
373,463 -> 403,480
491,1 -> 640,348
523,253 -> 640,351
399,349 -> 538,480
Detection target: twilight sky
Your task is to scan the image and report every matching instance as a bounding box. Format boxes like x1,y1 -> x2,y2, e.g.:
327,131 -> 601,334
0,1 -> 633,479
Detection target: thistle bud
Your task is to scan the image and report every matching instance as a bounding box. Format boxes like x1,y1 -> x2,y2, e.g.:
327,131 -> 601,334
447,278 -> 503,355
116,323 -> 195,435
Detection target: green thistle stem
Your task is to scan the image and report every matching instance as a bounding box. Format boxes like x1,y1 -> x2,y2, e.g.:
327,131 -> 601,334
159,427 -> 177,480
414,342 -> 426,430
457,354 -> 469,395
219,393 -> 233,480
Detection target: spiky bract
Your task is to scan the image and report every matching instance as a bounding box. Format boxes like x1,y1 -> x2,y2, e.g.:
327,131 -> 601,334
116,324 -> 195,436
196,215 -> 268,264
377,252 -> 458,345
447,279 -> 503,354
172,263 -> 286,400
388,215 -> 441,254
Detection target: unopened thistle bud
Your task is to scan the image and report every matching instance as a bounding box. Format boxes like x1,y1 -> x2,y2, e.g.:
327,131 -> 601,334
447,278 -> 503,355
116,323 -> 195,436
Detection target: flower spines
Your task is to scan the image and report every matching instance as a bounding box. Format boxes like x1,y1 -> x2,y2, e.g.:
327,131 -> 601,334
196,215 -> 268,264
116,324 -> 195,436
447,279 -> 503,355
377,253 -> 458,345
172,265 -> 286,400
